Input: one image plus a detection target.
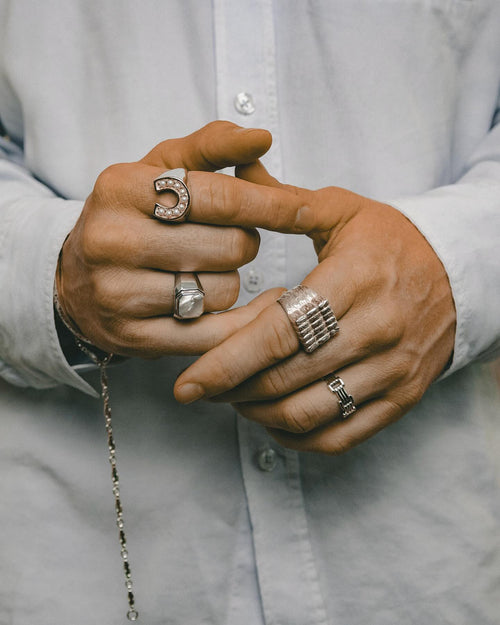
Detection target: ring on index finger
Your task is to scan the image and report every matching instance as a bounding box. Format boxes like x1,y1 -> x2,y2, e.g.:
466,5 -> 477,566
153,168 -> 191,222
277,284 -> 339,353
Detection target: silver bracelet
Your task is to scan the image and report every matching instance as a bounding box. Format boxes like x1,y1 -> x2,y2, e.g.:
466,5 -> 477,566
53,283 -> 139,621
53,283 -> 94,345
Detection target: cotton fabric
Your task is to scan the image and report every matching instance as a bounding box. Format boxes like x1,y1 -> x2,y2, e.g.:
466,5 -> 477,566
1,2 -> 500,623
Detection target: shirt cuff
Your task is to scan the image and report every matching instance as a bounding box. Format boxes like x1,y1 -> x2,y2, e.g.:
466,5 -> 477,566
0,196 -> 98,396
389,163 -> 500,376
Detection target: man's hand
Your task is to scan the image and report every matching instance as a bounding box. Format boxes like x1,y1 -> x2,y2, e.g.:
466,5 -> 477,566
57,121 -> 283,357
174,162 -> 456,454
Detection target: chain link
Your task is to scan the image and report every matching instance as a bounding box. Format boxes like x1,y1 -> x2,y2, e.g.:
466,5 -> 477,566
77,340 -> 139,621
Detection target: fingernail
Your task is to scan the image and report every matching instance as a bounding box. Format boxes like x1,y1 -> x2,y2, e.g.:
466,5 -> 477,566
176,383 -> 205,404
294,205 -> 313,231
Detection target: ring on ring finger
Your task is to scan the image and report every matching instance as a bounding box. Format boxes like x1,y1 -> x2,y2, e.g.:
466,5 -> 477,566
174,272 -> 205,320
323,374 -> 357,419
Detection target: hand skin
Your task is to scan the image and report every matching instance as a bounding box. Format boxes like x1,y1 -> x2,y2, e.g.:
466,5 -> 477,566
174,162 -> 457,455
57,121 -> 284,357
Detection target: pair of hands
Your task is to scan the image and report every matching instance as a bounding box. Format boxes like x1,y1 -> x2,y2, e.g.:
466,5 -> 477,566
58,121 -> 456,454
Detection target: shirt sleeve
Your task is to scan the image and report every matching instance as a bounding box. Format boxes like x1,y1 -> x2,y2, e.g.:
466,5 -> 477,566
0,134 -> 97,395
390,107 -> 500,377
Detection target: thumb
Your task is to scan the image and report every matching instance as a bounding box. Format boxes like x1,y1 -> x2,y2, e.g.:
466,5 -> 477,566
235,160 -> 283,188
141,120 -> 272,171
237,160 -> 365,239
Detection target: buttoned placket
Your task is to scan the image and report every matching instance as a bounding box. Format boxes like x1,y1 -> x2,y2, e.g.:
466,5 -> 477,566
213,2 -> 328,624
213,0 -> 286,309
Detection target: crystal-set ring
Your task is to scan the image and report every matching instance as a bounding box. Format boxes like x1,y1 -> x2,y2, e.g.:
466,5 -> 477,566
277,285 -> 339,353
323,374 -> 357,419
153,168 -> 191,222
174,272 -> 205,320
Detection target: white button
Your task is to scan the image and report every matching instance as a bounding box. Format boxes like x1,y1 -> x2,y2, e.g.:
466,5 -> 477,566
243,268 -> 264,293
257,448 -> 277,472
234,92 -> 256,115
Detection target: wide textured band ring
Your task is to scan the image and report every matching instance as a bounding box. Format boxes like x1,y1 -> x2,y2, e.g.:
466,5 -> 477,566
174,272 -> 205,320
324,374 -> 357,419
277,285 -> 339,353
153,168 -> 191,222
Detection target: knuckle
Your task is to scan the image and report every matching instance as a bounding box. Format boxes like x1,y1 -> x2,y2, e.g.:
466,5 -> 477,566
227,227 -> 259,266
107,320 -> 145,357
204,119 -> 236,134
212,359 -> 244,390
217,272 -> 240,310
272,193 -> 295,231
323,433 -> 356,456
384,387 -> 421,418
279,398 -> 320,434
80,216 -> 120,264
370,312 -> 401,347
388,352 -> 415,386
79,218 -> 105,262
220,176 -> 242,222
93,162 -> 135,211
257,366 -> 289,398
405,380 -> 427,406
262,315 -> 299,364
92,270 -> 124,313
201,175 -> 228,222
195,121 -> 239,170
94,163 -> 122,199
355,305 -> 402,354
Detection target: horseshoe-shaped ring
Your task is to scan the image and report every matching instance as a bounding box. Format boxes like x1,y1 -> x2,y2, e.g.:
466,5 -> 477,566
153,168 -> 191,222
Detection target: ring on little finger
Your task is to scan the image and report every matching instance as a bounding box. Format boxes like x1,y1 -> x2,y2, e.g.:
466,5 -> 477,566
174,272 -> 205,320
323,374 -> 357,419
277,285 -> 339,353
153,168 -> 191,222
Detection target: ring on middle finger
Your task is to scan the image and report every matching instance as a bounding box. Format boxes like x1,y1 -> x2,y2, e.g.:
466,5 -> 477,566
277,284 -> 339,353
153,168 -> 191,222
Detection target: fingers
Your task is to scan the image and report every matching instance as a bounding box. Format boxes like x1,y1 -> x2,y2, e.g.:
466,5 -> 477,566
209,316 -> 371,404
173,302 -> 294,403
92,219 -> 260,273
141,121 -> 272,171
187,171 -> 314,232
92,288 -> 282,358
230,351 -> 405,433
187,172 -> 369,235
94,143 -> 357,238
93,122 -> 367,244
92,269 -> 240,318
266,397 -> 402,455
235,160 -> 284,188
236,159 -> 368,234
173,256 -> 358,403
92,160 -> 309,235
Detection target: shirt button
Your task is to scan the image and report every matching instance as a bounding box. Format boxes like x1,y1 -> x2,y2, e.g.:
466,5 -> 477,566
234,92 -> 256,115
242,268 -> 264,293
257,448 -> 277,472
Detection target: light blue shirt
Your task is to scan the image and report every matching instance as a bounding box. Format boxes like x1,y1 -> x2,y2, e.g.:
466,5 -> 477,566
0,2 -> 499,624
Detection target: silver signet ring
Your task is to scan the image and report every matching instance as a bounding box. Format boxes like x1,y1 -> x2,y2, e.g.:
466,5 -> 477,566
174,272 -> 205,320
